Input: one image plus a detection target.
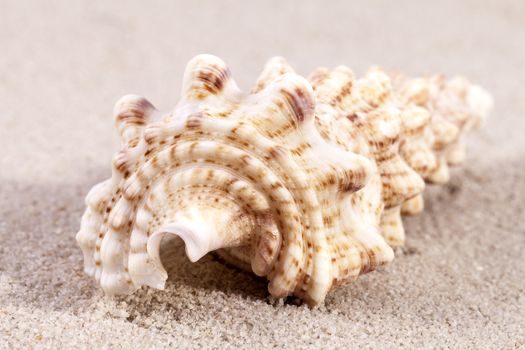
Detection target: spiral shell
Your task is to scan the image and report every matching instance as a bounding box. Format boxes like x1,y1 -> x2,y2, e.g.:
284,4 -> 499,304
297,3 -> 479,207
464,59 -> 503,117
307,65 -> 426,247
77,55 -> 491,305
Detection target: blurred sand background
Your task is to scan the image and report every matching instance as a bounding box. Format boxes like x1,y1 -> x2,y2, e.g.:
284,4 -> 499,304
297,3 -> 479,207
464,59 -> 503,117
0,0 -> 524,348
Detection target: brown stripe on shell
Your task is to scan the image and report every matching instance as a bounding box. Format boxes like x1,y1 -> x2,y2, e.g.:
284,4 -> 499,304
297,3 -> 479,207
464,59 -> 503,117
115,98 -> 154,124
330,83 -> 352,108
279,87 -> 314,125
186,112 -> 205,129
112,150 -> 130,174
196,65 -> 231,96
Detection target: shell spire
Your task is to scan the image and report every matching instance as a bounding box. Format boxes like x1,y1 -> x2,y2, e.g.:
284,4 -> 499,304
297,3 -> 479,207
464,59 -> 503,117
394,74 -> 492,184
77,55 -> 491,305
392,73 -> 493,214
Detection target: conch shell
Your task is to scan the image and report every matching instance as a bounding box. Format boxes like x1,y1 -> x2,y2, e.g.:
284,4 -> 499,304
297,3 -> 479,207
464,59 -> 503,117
76,55 -> 491,305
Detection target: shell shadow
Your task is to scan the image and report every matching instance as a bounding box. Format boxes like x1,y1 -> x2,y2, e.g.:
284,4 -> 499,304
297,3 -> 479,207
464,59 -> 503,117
115,237 -> 271,321
159,236 -> 268,299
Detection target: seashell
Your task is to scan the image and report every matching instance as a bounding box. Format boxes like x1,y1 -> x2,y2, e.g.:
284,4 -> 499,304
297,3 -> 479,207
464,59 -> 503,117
77,54 -> 490,305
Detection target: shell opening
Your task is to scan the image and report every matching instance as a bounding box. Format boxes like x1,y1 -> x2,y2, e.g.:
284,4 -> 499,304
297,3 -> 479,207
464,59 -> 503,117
142,203 -> 256,289
149,219 -> 216,264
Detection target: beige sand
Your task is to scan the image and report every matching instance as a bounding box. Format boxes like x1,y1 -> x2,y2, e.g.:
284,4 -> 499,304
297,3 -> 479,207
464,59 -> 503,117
1,0 -> 524,348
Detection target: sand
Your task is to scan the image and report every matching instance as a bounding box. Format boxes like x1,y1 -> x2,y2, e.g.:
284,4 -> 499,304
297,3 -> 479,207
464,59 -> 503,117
1,0 -> 524,348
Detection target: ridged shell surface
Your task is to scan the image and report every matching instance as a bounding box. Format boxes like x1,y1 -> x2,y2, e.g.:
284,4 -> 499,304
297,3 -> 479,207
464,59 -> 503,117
77,54 -> 491,305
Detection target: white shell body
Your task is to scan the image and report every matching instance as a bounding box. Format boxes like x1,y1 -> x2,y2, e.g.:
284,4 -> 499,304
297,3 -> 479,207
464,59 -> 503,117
77,55 -> 492,305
